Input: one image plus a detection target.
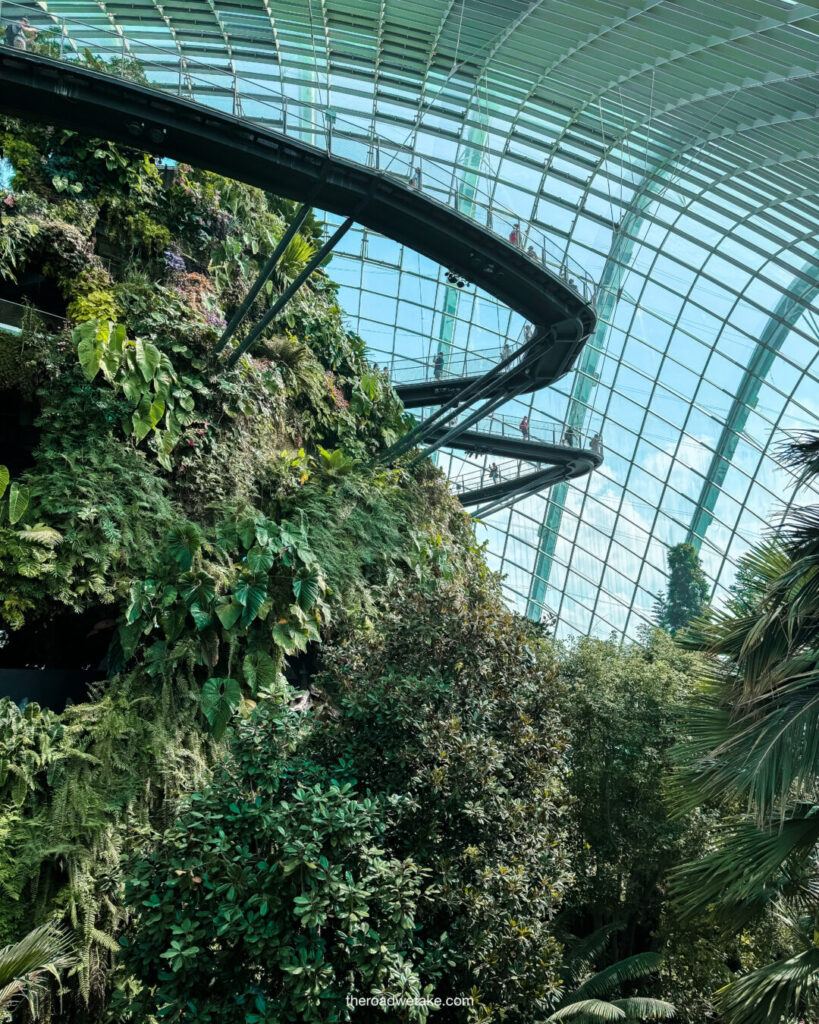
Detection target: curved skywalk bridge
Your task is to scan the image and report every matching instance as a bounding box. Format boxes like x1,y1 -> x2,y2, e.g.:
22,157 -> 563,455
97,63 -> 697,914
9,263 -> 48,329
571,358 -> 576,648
0,17 -> 600,510
412,403 -> 602,517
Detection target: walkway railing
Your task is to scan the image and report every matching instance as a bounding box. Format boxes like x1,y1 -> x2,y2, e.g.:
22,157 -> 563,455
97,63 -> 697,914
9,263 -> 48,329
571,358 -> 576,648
0,0 -> 596,305
385,346 -> 514,386
472,412 -> 604,451
449,458 -> 542,495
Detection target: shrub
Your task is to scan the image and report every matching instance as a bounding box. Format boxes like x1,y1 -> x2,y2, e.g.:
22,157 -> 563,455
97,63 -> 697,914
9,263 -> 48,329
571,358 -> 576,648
120,701 -> 431,1024
122,568 -> 573,1023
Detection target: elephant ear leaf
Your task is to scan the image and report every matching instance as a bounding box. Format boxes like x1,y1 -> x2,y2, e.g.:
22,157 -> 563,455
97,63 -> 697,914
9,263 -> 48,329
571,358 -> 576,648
0,466 -> 8,500
201,677 -> 241,740
76,320 -> 103,380
293,565 -> 322,611
8,483 -> 30,525
135,337 -> 162,382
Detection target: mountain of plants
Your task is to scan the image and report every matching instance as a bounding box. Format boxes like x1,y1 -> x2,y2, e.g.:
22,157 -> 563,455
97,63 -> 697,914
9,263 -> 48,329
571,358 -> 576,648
0,104 -> 812,1024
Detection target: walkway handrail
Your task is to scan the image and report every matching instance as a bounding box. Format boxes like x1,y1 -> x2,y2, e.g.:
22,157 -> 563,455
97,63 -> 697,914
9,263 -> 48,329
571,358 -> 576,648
0,0 -> 596,304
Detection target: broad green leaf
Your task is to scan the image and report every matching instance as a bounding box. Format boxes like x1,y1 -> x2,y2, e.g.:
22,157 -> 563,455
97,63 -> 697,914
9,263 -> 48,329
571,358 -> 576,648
99,347 -> 120,382
293,565 -> 322,611
272,620 -> 310,655
8,483 -> 30,525
132,395 -> 153,441
180,572 -> 216,608
167,525 -> 201,571
121,374 -> 144,405
0,466 -> 8,500
201,677 -> 241,740
234,581 -> 267,625
135,337 -> 162,382
76,322 -> 103,380
215,600 -> 242,630
246,544 -> 275,573
109,322 -> 126,357
243,650 -> 282,695
149,398 -> 165,429
189,604 -> 212,630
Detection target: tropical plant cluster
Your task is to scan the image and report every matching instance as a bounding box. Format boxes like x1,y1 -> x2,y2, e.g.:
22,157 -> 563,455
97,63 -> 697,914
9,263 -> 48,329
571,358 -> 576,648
0,96 -> 815,1024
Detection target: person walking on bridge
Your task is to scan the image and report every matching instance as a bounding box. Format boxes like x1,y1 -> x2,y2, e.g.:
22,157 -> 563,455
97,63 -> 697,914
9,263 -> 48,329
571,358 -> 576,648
509,221 -> 522,247
489,463 -> 501,485
5,16 -> 38,49
432,351 -> 445,380
519,415 -> 529,440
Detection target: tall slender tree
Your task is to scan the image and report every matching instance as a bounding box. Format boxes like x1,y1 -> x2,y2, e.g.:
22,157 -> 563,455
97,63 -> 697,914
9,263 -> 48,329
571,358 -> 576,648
655,542 -> 709,634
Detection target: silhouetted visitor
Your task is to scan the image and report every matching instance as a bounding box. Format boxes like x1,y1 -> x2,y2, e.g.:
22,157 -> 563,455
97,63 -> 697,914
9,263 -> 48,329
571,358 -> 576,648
524,324 -> 533,342
409,166 -> 422,190
6,16 -> 37,49
500,341 -> 512,360
489,463 -> 501,484
526,245 -> 537,260
433,351 -> 445,380
590,432 -> 602,455
509,221 -> 522,247
519,415 -> 529,440
563,425 -> 576,447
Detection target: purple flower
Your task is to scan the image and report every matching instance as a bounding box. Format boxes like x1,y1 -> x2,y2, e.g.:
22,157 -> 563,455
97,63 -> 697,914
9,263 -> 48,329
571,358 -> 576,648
205,310 -> 227,329
163,248 -> 186,272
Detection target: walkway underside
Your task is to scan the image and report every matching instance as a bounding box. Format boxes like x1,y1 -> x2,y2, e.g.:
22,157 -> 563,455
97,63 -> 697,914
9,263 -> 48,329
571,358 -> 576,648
429,428 -> 602,515
395,320 -> 584,409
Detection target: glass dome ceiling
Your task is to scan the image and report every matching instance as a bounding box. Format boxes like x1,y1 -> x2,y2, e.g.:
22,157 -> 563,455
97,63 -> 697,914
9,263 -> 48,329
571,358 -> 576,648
13,0 -> 819,639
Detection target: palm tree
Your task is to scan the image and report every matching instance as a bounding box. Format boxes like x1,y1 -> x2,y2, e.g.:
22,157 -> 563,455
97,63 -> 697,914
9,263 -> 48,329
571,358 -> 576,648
670,432 -> 819,1023
548,928 -> 675,1023
0,923 -> 74,1019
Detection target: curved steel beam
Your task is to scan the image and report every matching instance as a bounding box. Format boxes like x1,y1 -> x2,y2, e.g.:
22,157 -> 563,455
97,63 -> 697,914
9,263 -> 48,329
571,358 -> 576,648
0,49 -> 595,349
686,254 -> 819,549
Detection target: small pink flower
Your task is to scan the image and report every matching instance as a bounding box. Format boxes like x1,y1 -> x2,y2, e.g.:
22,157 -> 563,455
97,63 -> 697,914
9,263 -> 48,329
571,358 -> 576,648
3,194 -> 14,207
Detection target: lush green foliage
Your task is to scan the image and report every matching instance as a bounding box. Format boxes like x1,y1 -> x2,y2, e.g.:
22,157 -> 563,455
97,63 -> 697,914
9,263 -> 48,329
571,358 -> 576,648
120,700 -> 431,1023
0,68 -> 802,1024
0,111 -> 428,1020
121,570 -> 572,1022
670,433 -> 819,1023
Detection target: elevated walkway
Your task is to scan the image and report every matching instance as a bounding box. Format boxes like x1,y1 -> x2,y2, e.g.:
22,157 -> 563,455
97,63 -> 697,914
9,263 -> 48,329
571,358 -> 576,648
434,415 -> 603,517
0,24 -> 601,513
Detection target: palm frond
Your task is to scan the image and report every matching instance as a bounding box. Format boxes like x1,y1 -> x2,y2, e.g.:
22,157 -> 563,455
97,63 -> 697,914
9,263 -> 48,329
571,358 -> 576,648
669,813 -> 819,927
548,998 -> 627,1022
562,923 -> 626,980
0,923 -> 75,1013
573,953 -> 664,1001
610,997 -> 676,1019
716,947 -> 819,1024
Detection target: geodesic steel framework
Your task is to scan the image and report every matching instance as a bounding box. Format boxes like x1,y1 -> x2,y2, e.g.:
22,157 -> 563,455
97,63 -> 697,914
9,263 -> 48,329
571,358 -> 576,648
2,0 -> 817,639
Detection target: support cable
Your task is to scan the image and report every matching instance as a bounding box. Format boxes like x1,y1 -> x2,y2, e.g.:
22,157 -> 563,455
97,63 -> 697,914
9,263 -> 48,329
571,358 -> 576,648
214,202 -> 312,355
226,216 -> 354,367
